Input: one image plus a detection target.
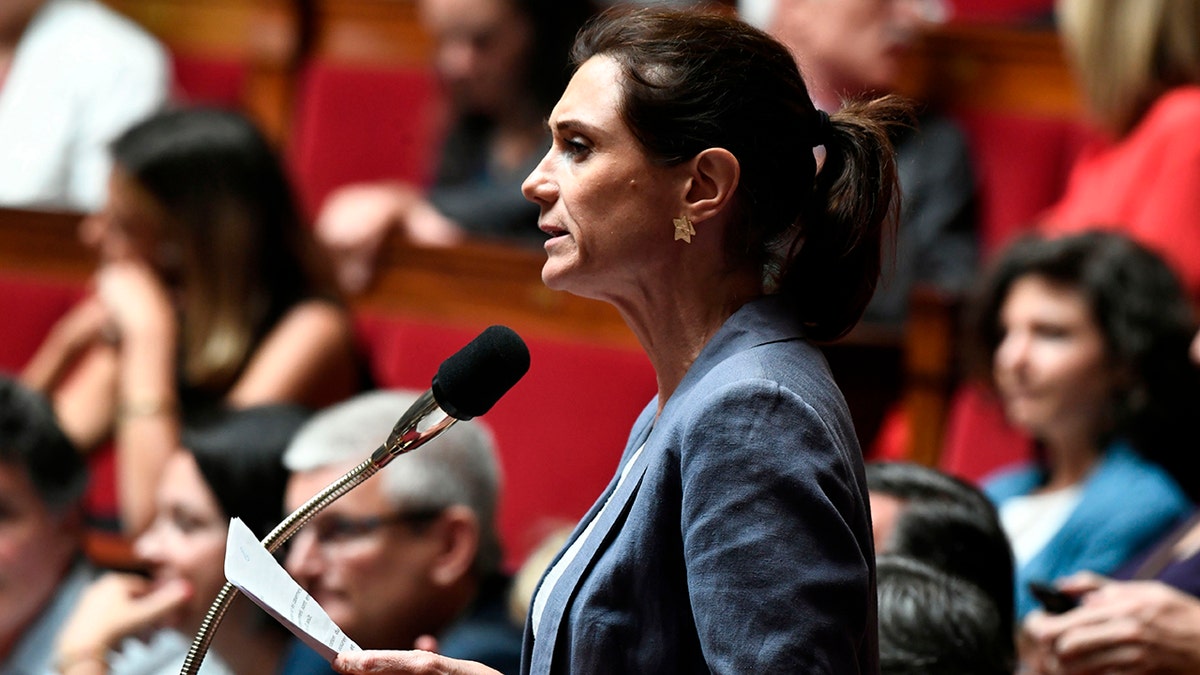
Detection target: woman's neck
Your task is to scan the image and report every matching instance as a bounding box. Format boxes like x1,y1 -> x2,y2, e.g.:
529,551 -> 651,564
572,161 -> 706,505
1039,434 -> 1103,492
610,269 -> 762,414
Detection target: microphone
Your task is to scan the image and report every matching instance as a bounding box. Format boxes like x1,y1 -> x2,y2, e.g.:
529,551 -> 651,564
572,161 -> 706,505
180,325 -> 529,674
373,324 -> 530,468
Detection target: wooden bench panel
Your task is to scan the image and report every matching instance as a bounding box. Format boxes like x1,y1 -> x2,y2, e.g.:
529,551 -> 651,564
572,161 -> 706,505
897,23 -> 1081,118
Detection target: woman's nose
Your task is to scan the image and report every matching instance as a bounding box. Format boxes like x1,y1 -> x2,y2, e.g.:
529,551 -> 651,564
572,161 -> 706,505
521,154 -> 556,206
132,522 -> 164,563
995,331 -> 1029,373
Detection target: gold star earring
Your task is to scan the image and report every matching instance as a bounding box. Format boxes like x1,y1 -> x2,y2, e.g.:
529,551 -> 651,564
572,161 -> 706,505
673,215 -> 695,243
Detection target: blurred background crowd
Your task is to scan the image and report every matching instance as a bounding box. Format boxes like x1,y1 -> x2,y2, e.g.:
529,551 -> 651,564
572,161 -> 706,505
4,0 -> 1200,673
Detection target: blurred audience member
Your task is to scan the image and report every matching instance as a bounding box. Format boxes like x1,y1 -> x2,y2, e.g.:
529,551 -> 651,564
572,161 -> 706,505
1042,0 -> 1200,301
1022,573 -> 1200,675
315,0 -> 596,293
965,231 -> 1200,619
52,404 -> 312,674
281,390 -> 522,674
742,0 -> 977,326
877,554 -> 1013,675
0,375 -> 90,673
20,107 -> 363,534
1016,327 -> 1200,674
868,460 -> 1015,631
0,0 -> 168,211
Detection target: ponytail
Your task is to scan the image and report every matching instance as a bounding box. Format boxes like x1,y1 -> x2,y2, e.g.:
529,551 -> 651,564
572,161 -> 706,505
780,95 -> 914,341
571,9 -> 914,341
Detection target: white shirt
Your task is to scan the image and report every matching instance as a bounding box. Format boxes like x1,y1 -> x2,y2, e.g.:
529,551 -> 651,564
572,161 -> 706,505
1000,485 -> 1085,567
531,442 -> 646,639
0,0 -> 169,211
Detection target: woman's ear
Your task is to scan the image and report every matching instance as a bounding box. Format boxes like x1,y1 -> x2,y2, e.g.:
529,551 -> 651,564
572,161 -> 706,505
683,148 -> 740,224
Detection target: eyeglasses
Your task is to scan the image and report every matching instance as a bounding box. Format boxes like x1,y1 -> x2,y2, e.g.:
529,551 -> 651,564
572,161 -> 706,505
304,508 -> 445,546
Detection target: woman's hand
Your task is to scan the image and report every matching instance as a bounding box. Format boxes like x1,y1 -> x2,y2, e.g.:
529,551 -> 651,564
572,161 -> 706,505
315,182 -> 464,293
20,296 -> 113,392
314,182 -> 419,293
94,260 -> 176,347
403,199 -> 464,249
43,296 -> 114,356
1021,575 -> 1200,674
332,651 -> 502,675
55,574 -> 192,666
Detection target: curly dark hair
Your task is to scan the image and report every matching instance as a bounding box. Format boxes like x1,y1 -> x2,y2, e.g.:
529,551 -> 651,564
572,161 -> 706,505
965,230 -> 1200,497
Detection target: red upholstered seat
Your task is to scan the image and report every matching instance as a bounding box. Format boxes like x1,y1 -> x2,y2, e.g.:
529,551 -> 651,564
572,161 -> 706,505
170,53 -> 248,108
0,275 -> 123,553
939,382 -> 1034,483
948,0 -> 1054,23
354,314 -> 657,571
0,274 -> 84,374
288,62 -> 445,220
953,110 -> 1095,257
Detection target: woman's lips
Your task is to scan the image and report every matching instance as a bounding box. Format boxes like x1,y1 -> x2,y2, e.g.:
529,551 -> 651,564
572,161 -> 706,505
539,222 -> 568,238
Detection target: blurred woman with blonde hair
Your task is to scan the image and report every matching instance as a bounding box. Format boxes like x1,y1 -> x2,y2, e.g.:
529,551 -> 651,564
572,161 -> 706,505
1042,0 -> 1200,300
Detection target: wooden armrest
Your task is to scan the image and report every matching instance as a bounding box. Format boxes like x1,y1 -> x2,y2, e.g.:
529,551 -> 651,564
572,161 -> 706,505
903,283 -> 964,465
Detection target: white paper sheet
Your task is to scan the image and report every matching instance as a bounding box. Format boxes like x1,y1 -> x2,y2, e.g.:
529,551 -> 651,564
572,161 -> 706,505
224,517 -> 360,660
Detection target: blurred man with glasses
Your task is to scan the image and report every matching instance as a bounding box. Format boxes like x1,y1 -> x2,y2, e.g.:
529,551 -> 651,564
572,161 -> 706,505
281,389 -> 521,674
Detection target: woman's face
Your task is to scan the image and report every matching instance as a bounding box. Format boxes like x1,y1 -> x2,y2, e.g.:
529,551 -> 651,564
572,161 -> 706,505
993,275 -> 1118,447
133,451 -> 228,633
521,55 -> 689,301
79,168 -> 179,275
418,0 -> 533,116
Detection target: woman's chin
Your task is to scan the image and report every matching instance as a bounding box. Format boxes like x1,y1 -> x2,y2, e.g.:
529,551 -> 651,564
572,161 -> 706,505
540,259 -> 574,291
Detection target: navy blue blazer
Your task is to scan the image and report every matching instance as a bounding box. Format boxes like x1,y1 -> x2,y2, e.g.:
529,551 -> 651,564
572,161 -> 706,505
524,297 -> 879,673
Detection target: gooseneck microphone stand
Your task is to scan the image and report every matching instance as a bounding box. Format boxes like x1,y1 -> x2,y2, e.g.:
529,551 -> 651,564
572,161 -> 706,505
179,326 -> 529,675
180,391 -> 453,674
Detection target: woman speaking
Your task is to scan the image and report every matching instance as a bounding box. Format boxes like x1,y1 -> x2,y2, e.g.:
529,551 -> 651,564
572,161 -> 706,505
335,7 -> 909,673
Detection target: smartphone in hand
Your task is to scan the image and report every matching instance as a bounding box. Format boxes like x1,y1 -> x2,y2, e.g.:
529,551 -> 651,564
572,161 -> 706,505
1029,581 -> 1080,614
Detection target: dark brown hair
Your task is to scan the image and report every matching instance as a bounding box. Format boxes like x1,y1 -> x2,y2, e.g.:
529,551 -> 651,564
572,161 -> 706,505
112,108 -> 339,395
572,7 -> 911,340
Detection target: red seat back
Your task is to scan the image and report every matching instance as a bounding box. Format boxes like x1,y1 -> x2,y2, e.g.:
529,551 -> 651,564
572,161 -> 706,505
939,382 -> 1034,483
0,274 -> 85,374
355,315 -> 657,570
170,53 -> 248,108
288,62 -> 445,220
953,110 -> 1095,257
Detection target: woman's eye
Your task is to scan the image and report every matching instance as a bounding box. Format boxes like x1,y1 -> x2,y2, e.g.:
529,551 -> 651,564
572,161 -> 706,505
562,138 -> 591,159
1033,324 -> 1070,340
167,508 -> 211,534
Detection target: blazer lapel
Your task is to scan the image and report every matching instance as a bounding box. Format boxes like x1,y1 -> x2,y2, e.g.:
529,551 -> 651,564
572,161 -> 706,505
526,296 -> 804,672
529,418 -> 655,672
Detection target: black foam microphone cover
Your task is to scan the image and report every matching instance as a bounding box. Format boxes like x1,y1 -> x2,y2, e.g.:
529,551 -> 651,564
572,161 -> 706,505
432,325 -> 530,420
